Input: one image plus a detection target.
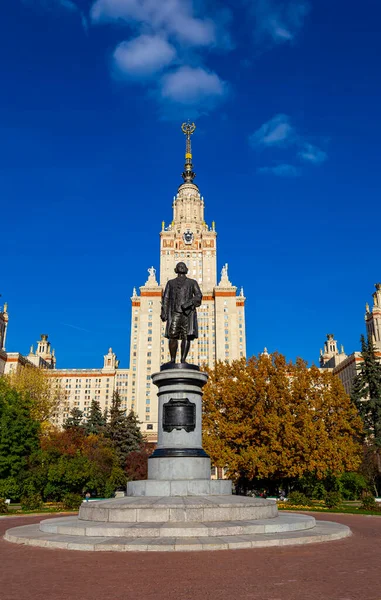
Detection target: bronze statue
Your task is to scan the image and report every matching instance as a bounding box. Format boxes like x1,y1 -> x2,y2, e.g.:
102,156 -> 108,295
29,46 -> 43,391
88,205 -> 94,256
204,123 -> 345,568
161,262 -> 202,365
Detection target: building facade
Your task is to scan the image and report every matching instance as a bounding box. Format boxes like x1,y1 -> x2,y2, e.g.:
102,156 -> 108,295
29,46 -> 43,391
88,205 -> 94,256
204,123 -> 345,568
320,283 -> 381,395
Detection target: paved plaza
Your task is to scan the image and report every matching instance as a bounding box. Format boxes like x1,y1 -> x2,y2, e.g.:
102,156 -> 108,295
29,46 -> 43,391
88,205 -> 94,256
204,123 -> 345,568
0,512 -> 380,600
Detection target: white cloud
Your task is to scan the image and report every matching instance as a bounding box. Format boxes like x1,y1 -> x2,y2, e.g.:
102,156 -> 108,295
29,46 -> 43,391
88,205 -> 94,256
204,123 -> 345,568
90,0 -> 227,114
298,142 -> 327,165
251,114 -> 328,174
160,66 -> 227,106
249,114 -> 295,148
91,0 -> 216,47
258,164 -> 300,176
247,0 -> 310,46
113,35 -> 176,78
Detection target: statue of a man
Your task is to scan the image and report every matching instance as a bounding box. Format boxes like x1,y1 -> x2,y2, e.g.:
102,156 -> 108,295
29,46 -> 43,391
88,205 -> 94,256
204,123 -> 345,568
161,262 -> 202,365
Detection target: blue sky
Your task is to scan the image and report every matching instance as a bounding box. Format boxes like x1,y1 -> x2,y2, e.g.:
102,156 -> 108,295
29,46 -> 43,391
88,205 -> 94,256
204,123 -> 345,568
1,0 -> 381,369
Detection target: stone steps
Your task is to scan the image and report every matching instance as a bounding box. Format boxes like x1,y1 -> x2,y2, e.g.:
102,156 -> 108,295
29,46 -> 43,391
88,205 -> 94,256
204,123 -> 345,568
39,513 -> 316,538
79,495 -> 278,523
4,520 -> 351,552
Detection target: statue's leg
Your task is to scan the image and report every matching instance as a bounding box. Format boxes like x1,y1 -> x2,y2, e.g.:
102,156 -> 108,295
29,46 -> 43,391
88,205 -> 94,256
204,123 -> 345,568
181,339 -> 191,363
169,339 -> 178,362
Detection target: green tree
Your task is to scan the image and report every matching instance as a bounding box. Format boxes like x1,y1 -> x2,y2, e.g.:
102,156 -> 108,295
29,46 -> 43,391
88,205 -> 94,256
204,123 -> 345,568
7,364 -> 64,427
25,428 -> 124,500
0,377 -> 40,482
105,391 -> 143,468
203,354 -> 363,487
351,335 -> 381,445
351,335 -> 381,494
85,399 -> 106,436
63,407 -> 84,430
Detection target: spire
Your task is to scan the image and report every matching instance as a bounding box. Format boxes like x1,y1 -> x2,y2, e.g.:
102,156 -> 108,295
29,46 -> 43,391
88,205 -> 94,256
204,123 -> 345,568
181,121 -> 196,183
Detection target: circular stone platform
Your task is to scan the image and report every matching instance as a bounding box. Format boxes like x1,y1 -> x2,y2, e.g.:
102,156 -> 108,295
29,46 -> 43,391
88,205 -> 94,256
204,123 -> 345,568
4,496 -> 351,552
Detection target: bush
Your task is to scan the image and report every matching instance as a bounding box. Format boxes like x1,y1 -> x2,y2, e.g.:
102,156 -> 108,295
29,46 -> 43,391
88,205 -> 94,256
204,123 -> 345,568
325,491 -> 342,509
63,493 -> 83,510
20,493 -> 43,511
311,482 -> 326,500
360,494 -> 378,511
0,498 -> 8,514
287,491 -> 312,506
0,477 -> 20,502
340,472 -> 369,500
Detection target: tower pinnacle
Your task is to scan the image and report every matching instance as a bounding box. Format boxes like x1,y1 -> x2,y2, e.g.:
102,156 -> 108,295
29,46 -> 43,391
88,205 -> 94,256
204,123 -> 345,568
181,121 -> 196,183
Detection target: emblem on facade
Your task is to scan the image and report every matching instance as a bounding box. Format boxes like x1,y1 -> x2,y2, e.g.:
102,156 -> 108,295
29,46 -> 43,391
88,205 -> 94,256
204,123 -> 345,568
183,230 -> 194,245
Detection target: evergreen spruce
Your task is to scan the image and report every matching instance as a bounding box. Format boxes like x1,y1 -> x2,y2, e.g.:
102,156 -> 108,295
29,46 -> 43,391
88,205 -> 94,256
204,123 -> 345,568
105,391 -> 143,468
351,335 -> 381,446
63,407 -> 84,430
85,399 -> 106,435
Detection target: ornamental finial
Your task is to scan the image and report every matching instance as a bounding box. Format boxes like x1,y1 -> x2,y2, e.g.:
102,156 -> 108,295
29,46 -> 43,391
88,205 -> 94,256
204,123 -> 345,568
181,121 -> 196,183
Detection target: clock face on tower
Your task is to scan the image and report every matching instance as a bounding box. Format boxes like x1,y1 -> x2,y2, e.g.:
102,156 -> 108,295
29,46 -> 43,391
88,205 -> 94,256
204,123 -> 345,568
183,230 -> 194,245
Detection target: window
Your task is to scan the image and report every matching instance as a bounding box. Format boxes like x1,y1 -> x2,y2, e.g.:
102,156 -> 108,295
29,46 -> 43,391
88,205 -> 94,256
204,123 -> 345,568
147,424 -> 153,430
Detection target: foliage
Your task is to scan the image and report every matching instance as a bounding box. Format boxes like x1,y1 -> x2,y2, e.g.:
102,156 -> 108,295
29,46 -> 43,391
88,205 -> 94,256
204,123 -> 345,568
203,354 -> 363,484
0,477 -> 21,502
85,399 -> 106,436
63,407 -> 84,430
359,445 -> 381,497
293,474 -> 330,500
0,377 -> 40,480
325,491 -> 342,509
20,493 -> 43,511
63,492 -> 83,510
360,493 -> 379,511
339,472 -> 369,500
7,365 -> 63,424
105,391 -> 143,468
0,498 -> 8,513
287,491 -> 312,506
25,428 -> 124,500
311,482 -> 326,500
351,335 -> 381,447
125,445 -> 151,481
351,336 -> 381,495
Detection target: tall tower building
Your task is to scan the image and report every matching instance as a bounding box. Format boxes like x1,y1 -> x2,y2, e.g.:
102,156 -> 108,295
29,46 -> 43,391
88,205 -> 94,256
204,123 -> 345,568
129,123 -> 247,436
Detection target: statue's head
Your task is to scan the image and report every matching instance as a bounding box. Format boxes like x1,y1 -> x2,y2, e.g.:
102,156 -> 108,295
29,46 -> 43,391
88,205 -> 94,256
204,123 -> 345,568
175,262 -> 188,275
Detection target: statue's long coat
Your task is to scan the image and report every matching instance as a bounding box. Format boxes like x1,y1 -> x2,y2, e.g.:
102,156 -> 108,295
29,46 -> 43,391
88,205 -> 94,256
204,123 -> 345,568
161,277 -> 202,340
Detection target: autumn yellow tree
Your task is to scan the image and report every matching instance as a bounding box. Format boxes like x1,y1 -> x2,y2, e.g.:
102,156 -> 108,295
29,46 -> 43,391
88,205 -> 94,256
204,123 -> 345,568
6,366 -> 63,426
202,353 -> 363,485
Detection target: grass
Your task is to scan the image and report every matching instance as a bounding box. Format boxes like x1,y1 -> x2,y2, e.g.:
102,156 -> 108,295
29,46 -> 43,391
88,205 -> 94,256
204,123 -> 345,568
0,503 -> 78,516
277,502 -> 381,516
